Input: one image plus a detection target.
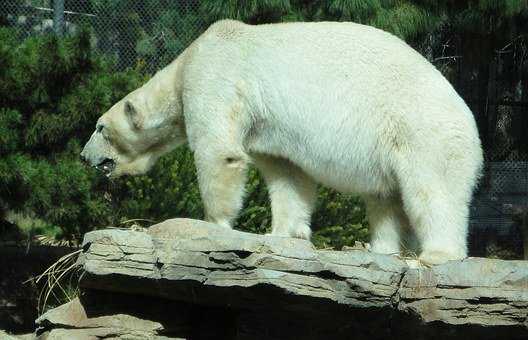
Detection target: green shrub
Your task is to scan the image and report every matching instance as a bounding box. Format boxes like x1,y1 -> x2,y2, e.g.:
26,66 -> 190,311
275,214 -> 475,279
0,27 -> 145,240
0,27 -> 368,249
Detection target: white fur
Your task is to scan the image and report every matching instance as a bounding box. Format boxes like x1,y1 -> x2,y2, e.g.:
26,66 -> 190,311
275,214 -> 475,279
86,20 -> 484,265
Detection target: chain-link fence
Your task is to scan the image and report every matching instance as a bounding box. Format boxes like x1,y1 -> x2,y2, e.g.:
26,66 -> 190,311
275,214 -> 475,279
458,39 -> 528,258
1,0 -> 207,71
2,0 -> 528,257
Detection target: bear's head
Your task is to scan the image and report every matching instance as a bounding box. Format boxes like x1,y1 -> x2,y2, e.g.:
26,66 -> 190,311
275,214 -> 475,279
80,86 -> 186,178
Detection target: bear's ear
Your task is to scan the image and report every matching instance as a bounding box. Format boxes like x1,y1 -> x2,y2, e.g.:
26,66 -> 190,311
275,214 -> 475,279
124,100 -> 143,130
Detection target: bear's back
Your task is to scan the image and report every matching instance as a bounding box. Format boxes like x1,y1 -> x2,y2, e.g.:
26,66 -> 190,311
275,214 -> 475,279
205,19 -> 433,78
198,20 -> 457,111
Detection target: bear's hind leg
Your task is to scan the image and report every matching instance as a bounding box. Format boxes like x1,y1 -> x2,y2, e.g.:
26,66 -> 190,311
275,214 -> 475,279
254,155 -> 316,240
399,176 -> 468,265
365,197 -> 406,256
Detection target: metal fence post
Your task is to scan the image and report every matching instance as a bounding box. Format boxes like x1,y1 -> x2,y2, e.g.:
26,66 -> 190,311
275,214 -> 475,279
53,0 -> 64,36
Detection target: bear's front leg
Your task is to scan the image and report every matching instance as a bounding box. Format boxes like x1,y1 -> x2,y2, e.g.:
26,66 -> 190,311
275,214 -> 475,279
194,146 -> 249,229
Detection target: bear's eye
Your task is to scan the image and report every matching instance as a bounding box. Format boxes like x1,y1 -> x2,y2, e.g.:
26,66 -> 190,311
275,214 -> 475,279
96,125 -> 104,133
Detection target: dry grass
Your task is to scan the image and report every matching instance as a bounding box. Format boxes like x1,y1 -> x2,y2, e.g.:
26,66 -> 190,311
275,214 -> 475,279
25,249 -> 83,315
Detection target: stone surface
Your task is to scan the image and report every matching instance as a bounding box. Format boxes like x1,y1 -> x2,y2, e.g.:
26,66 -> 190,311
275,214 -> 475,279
0,330 -> 26,340
35,291 -> 189,339
37,218 -> 528,339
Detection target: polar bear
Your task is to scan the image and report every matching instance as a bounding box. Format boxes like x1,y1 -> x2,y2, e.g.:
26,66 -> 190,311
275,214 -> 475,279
81,20 -> 483,265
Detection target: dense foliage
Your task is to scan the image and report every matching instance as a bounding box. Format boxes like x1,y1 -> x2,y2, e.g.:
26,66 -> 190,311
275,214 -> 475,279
0,28 -> 145,241
1,0 -> 527,249
0,26 -> 368,247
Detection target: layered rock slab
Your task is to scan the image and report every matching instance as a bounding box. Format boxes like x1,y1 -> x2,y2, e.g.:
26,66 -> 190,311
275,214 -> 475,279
36,218 -> 528,339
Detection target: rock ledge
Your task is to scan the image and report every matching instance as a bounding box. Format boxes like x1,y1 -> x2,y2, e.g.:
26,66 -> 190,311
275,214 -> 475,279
36,218 -> 528,340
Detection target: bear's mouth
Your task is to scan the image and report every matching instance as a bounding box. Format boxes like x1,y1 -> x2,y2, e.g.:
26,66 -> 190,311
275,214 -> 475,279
96,158 -> 116,177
